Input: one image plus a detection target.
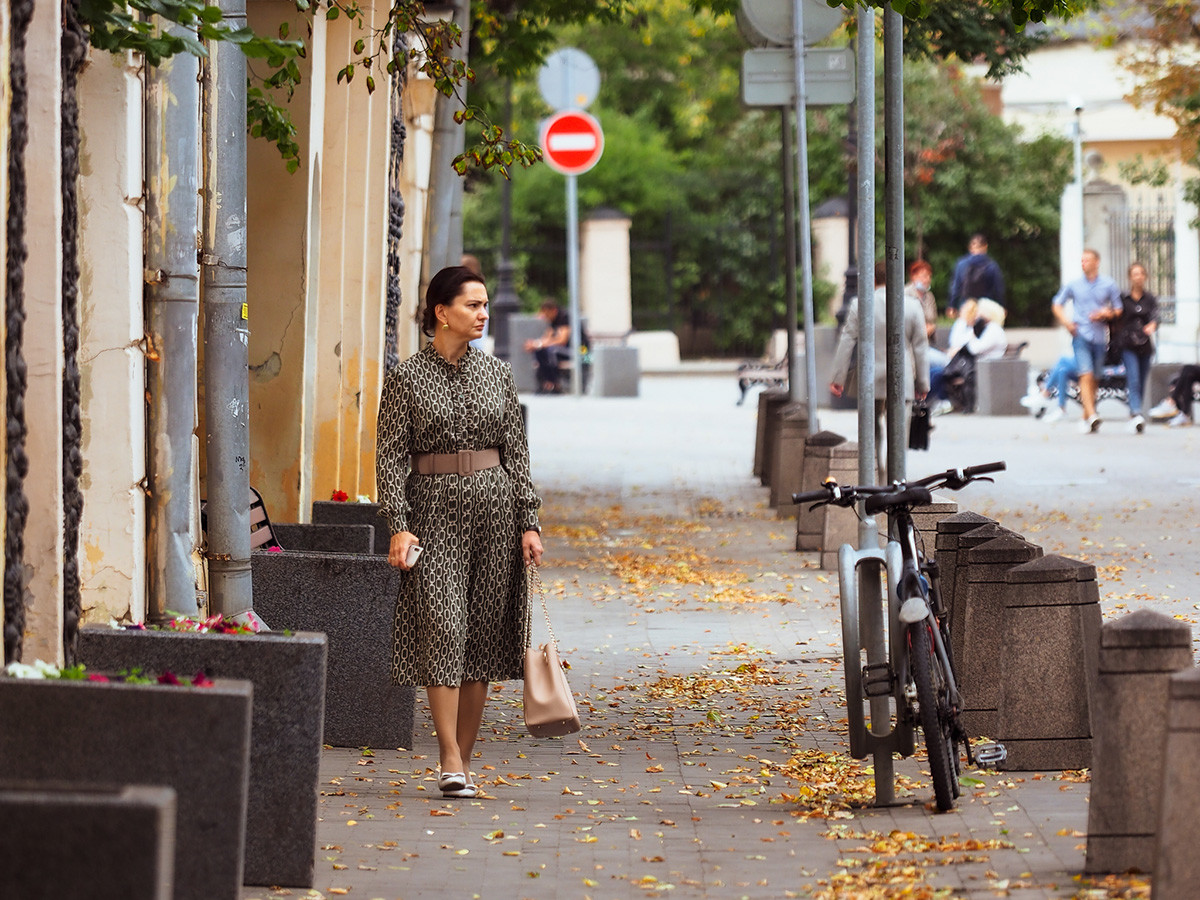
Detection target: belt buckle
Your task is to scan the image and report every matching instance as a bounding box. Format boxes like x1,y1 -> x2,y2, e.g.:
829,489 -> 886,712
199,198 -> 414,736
457,449 -> 474,477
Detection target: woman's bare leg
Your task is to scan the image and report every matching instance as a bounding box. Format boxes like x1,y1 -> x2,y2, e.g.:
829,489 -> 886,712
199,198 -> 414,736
427,685 -> 464,774
456,680 -> 489,777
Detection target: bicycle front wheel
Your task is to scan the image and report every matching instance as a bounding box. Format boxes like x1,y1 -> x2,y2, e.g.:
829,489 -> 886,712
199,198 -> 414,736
910,620 -> 957,812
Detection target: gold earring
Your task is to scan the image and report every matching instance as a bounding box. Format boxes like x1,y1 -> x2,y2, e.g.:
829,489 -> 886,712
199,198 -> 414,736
442,321 -> 448,330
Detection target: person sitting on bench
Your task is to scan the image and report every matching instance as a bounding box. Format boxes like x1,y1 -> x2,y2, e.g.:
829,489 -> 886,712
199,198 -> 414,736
524,300 -> 585,394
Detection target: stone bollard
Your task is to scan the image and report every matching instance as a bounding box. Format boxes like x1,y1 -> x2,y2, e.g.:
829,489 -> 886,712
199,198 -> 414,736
1085,610 -> 1193,874
947,521 -> 1013,671
910,500 -> 958,555
769,402 -> 810,515
956,534 -> 1043,737
994,555 -> 1102,770
935,511 -> 996,640
1153,667 -> 1200,898
755,388 -> 791,486
792,434 -> 859,570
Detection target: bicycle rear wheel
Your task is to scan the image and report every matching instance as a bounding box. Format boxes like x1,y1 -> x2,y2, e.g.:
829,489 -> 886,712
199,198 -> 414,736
910,620 -> 957,812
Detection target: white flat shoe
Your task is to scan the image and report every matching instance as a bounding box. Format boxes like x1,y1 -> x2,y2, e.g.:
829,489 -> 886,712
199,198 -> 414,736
438,771 -> 476,798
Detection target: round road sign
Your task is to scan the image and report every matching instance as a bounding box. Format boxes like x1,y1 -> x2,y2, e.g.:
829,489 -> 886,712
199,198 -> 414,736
540,110 -> 604,176
738,0 -> 843,47
538,47 -> 601,111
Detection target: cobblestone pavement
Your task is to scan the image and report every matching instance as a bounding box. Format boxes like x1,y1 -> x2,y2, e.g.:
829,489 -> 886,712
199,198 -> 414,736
243,375 -> 1196,900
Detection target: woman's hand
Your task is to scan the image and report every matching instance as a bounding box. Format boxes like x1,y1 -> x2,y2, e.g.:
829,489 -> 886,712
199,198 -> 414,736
522,529 -> 544,567
388,531 -> 420,570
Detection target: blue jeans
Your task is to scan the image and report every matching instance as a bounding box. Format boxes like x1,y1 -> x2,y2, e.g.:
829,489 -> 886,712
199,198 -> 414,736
1071,334 -> 1107,378
1047,355 -> 1076,407
1122,349 -> 1152,415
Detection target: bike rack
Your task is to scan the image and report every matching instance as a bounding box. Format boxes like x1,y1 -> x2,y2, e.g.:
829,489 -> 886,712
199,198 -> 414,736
837,541 -> 915,773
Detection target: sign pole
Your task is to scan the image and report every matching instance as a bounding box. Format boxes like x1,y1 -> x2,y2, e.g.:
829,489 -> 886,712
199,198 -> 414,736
565,173 -> 583,396
792,0 -> 820,435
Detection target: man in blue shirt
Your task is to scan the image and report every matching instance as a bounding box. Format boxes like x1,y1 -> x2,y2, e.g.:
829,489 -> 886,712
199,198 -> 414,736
948,233 -> 1005,317
1052,248 -> 1121,434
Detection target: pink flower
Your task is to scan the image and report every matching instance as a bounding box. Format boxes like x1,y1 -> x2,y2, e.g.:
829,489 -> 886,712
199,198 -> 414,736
87,673 -> 110,682
191,670 -> 214,688
157,671 -> 182,686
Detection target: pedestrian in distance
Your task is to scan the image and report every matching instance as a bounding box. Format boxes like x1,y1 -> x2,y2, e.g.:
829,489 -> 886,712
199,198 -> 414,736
376,265 -> 545,800
1148,365 -> 1200,427
1020,353 -> 1077,424
947,232 -> 1005,318
830,260 -> 931,482
1052,248 -> 1122,434
524,300 -> 585,394
1114,261 -> 1159,433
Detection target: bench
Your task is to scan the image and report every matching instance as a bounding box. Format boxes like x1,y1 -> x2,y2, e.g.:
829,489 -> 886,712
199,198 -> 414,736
737,356 -> 787,405
1036,364 -> 1200,413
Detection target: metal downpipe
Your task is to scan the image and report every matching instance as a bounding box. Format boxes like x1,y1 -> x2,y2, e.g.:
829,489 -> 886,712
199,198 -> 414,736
201,0 -> 253,618
145,36 -> 201,622
884,5 -> 906,485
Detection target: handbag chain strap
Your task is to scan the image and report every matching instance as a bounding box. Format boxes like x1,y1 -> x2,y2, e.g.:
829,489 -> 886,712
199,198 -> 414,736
527,565 -> 558,646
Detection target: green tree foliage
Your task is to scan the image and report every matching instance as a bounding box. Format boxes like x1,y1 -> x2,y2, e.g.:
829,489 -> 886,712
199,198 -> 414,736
464,4 -> 1071,353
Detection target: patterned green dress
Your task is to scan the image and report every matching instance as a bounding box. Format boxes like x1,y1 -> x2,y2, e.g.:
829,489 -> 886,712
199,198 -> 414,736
376,345 -> 540,686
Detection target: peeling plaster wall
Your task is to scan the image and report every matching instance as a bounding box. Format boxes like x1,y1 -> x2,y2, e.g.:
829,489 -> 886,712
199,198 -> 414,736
77,49 -> 146,627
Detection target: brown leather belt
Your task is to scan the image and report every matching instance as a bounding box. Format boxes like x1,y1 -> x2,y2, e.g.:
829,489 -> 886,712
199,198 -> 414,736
411,448 -> 501,476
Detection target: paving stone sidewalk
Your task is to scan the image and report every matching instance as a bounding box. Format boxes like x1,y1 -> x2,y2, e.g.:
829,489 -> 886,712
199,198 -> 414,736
244,376 -> 1195,900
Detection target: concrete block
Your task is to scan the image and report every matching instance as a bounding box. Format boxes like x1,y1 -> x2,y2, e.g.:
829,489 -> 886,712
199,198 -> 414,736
956,535 -> 1043,736
1086,610 -> 1193,874
910,500 -> 959,550
78,627 -> 328,887
934,510 -> 996,634
769,402 -> 810,514
754,388 -> 789,481
625,330 -> 679,370
977,357 -> 1030,415
947,521 -> 1014,671
0,677 -> 252,900
312,500 -> 389,555
795,431 -> 850,551
273,522 -> 376,555
591,344 -> 639,397
996,555 -> 1103,771
1154,668 -> 1200,898
251,549 -> 415,749
0,783 -> 175,900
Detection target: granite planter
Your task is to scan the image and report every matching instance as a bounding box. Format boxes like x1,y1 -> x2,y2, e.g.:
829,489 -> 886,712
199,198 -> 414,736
252,548 -> 415,749
0,675 -> 252,900
77,627 -> 327,887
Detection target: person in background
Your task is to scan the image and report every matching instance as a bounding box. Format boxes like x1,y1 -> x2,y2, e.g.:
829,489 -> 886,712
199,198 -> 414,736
1021,353 -> 1077,424
830,260 -> 930,481
947,233 -> 1005,317
948,297 -> 1008,360
524,300 -> 572,394
1148,365 -> 1200,427
376,265 -> 544,800
905,259 -> 938,342
1114,261 -> 1159,433
1052,248 -> 1122,434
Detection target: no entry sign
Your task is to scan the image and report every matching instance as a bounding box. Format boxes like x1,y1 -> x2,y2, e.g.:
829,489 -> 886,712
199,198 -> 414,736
540,110 -> 604,176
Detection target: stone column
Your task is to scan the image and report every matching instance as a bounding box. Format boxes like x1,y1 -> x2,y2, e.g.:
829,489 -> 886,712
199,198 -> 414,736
1154,667 -> 1200,899
996,554 -> 1103,770
1086,610 -> 1192,874
579,208 -> 632,338
755,388 -> 790,486
769,402 -> 809,515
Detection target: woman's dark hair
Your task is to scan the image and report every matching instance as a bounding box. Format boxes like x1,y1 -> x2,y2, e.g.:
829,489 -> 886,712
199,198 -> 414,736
418,266 -> 487,337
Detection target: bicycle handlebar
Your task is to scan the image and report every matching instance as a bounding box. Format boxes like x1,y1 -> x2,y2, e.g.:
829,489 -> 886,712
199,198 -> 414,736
791,461 -> 1006,510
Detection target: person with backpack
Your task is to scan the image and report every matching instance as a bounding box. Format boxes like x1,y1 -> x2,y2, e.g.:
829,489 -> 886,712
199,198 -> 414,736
947,233 -> 1005,317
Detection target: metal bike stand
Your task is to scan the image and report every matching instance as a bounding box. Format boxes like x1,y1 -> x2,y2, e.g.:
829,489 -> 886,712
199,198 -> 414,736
837,539 -> 915,806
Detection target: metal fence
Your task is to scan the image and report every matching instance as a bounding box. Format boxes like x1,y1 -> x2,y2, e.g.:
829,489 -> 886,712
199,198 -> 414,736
1108,201 -> 1177,325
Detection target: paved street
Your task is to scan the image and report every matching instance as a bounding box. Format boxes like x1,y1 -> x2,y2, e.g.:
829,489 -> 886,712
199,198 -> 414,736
244,374 -> 1196,900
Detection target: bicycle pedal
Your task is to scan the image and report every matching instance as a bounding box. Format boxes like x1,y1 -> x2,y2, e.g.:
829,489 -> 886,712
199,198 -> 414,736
972,741 -> 1007,767
861,662 -> 894,698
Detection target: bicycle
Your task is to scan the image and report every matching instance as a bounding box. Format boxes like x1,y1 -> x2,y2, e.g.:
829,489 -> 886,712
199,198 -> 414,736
793,462 -> 1008,811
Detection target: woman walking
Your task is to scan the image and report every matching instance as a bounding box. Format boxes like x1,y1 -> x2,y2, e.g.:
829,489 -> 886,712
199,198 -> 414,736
1115,261 -> 1158,433
376,265 -> 544,799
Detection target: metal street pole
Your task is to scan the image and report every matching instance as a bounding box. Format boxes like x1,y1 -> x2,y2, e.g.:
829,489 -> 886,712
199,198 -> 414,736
565,175 -> 583,396
884,4 -> 905,484
202,0 -> 255,620
491,81 -> 519,362
782,106 -> 799,404
145,35 -> 201,622
792,0 -> 820,433
854,2 -> 895,807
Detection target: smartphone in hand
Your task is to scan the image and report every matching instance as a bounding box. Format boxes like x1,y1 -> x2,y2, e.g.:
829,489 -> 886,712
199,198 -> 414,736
405,545 -> 423,568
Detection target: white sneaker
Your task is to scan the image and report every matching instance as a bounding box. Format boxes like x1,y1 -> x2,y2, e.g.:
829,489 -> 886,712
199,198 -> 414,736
1168,412 -> 1192,428
932,399 -> 953,416
1020,392 -> 1049,411
1149,399 -> 1179,420
1043,406 -> 1064,424
1079,415 -> 1101,434
1126,415 -> 1146,434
